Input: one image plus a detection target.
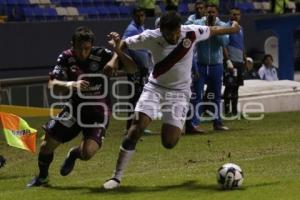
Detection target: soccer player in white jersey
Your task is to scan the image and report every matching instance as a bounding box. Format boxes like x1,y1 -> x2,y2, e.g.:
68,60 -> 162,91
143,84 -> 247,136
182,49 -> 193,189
103,11 -> 240,189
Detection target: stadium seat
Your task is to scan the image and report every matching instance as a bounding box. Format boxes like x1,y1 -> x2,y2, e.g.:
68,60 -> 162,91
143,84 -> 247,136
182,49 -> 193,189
96,6 -> 110,18
179,3 -> 189,15
235,2 -> 255,13
119,6 -> 131,18
39,0 -> 52,5
107,6 -> 120,18
55,6 -> 67,19
22,7 -> 36,21
78,7 -> 99,19
29,0 -> 40,5
66,6 -> 83,20
45,7 -> 59,20
60,0 -> 72,6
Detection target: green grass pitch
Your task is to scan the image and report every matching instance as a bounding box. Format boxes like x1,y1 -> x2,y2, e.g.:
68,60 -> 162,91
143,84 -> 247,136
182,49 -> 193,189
1,112 -> 300,200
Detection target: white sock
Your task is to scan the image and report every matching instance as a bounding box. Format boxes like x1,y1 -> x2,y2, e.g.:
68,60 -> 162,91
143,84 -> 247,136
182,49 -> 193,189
112,146 -> 135,181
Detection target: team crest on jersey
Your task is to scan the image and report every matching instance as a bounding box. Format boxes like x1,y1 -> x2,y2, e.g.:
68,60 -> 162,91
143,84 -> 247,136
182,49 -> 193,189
198,28 -> 204,34
89,54 -> 101,62
182,38 -> 192,48
68,57 -> 76,63
89,61 -> 100,72
70,65 -> 77,72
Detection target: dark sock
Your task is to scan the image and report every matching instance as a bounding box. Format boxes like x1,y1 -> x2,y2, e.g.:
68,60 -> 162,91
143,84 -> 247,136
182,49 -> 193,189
69,147 -> 81,160
38,153 -> 53,178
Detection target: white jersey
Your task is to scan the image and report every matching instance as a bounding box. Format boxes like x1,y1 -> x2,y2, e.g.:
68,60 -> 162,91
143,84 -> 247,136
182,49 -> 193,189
125,25 -> 210,90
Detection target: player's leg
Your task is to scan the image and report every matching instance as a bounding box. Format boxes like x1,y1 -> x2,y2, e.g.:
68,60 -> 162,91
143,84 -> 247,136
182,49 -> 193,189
209,64 -> 229,130
161,92 -> 189,148
161,123 -> 182,149
60,127 -> 105,176
231,85 -> 239,116
27,133 -> 61,187
103,112 -> 151,189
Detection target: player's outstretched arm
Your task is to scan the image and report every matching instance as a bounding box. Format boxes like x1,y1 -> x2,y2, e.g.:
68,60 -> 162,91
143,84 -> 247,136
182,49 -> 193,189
48,79 -> 90,94
108,32 -> 137,74
210,21 -> 240,36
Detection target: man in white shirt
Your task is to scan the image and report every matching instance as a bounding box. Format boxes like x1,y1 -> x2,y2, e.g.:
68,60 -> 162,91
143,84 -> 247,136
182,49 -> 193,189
103,11 -> 240,189
258,54 -> 279,81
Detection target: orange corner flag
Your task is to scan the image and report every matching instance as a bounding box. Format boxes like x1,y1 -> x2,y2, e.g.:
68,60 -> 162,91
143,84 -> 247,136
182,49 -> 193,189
0,112 -> 37,153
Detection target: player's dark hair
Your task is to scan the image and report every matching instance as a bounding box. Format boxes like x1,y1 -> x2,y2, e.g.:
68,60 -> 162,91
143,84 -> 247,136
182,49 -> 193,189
72,26 -> 95,46
262,54 -> 273,62
159,11 -> 181,31
195,0 -> 205,6
132,7 -> 145,16
206,3 -> 219,12
230,7 -> 241,11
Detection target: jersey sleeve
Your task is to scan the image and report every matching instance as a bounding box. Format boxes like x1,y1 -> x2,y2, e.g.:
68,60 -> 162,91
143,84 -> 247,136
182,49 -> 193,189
188,25 -> 210,43
97,47 -> 113,65
124,30 -> 153,50
49,52 -> 69,81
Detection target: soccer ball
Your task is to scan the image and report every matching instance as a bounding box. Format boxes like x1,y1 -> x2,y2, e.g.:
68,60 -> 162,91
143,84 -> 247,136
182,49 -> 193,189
217,163 -> 244,189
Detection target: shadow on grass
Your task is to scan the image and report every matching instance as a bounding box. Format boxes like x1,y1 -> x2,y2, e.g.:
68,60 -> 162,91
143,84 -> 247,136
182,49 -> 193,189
45,180 -> 281,194
46,180 -> 219,194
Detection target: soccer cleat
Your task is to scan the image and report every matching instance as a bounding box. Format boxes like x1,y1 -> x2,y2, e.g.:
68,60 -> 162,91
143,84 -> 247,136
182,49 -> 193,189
26,176 -> 49,187
185,125 -> 205,134
60,148 -> 77,176
214,124 -> 229,131
103,178 -> 121,190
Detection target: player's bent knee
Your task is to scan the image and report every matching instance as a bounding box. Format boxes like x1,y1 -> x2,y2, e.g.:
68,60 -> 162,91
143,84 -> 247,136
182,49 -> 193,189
80,149 -> 95,161
162,140 -> 177,149
122,135 -> 139,151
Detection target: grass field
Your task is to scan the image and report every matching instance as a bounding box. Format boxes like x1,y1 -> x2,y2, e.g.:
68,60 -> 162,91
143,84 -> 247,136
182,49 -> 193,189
1,112 -> 300,200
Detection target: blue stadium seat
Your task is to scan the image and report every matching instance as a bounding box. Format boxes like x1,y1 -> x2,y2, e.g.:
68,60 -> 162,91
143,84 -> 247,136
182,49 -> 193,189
236,2 -> 255,13
44,7 -> 59,20
22,7 -> 36,21
96,6 -> 110,18
78,6 -> 99,19
119,6 -> 131,18
107,6 -> 119,18
179,3 -> 189,15
60,0 -> 72,6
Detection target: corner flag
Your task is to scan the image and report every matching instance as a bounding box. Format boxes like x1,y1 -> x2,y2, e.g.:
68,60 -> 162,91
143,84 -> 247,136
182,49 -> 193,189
0,112 -> 37,153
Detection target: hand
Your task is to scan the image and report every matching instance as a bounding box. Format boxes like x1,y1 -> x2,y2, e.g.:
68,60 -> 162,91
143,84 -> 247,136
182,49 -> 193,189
231,21 -> 240,33
226,60 -> 234,69
71,80 -> 90,90
108,32 -> 121,52
103,64 -> 117,76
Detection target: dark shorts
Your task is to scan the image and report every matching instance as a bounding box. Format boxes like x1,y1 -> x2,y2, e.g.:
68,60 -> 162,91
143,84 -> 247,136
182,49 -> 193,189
43,108 -> 109,145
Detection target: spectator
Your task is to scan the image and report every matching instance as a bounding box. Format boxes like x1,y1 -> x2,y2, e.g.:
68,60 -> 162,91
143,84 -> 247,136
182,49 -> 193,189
164,0 -> 180,11
258,54 -> 279,81
188,3 -> 230,132
185,0 -> 206,25
122,7 -> 152,134
223,7 -> 245,116
138,0 -> 155,17
271,0 -> 289,14
244,57 -> 259,80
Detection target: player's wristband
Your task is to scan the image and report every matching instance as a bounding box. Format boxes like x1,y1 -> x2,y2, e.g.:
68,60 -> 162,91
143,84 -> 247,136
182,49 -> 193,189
66,81 -> 75,89
226,60 -> 234,69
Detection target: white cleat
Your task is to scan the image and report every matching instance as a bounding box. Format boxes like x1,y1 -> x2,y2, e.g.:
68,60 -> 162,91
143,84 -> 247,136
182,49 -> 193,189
103,178 -> 120,190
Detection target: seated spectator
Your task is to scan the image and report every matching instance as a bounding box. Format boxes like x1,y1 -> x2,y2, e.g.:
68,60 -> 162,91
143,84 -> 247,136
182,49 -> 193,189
258,54 -> 279,81
244,57 -> 259,80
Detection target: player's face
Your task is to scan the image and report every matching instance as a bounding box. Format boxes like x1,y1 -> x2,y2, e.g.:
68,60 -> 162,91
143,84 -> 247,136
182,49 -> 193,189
264,56 -> 273,67
230,9 -> 241,22
73,41 -> 92,62
161,27 -> 181,45
195,3 -> 205,17
134,11 -> 145,26
207,6 -> 218,20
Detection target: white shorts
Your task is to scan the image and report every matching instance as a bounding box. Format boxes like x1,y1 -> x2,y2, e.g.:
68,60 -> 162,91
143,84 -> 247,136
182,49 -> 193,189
135,82 -> 191,130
